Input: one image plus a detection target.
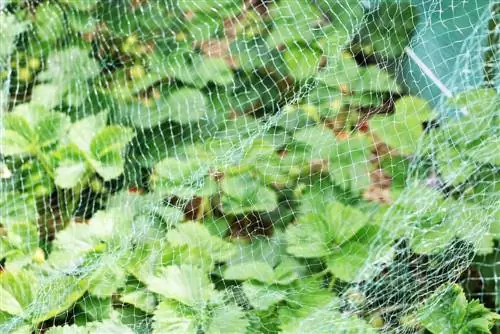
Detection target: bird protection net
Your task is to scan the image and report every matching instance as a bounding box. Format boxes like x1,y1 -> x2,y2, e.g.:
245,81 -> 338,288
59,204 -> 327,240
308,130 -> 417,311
0,0 -> 498,333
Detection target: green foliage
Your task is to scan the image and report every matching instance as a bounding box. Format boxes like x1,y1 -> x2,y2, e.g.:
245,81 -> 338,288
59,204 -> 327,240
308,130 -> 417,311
417,284 -> 499,333
369,96 -> 433,155
0,1 -> 497,333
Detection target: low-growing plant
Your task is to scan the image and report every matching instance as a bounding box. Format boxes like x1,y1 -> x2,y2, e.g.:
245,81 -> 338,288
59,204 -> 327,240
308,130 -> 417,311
0,1 -> 498,333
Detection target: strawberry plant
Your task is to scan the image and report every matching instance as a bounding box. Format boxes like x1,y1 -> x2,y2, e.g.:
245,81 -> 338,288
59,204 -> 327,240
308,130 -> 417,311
0,1 -> 498,333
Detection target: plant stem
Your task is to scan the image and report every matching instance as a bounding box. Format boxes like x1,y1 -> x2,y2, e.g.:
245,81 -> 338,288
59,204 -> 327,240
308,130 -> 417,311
33,148 -> 54,179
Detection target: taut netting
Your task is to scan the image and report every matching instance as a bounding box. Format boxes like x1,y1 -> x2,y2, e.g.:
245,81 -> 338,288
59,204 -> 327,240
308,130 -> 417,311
0,1 -> 498,333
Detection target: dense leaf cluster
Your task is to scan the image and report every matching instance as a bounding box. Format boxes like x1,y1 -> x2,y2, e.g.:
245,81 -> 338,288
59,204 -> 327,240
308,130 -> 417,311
0,1 -> 498,333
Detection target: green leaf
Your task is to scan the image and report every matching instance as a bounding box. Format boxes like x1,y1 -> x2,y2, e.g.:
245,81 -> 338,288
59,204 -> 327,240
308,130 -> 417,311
221,174 -> 278,214
0,12 -> 27,59
46,321 -> 134,334
230,38 -> 274,72
0,113 -> 35,156
317,55 -> 400,93
90,126 -> 135,161
164,88 -> 207,124
120,288 -> 157,314
242,282 -> 288,311
77,296 -> 112,321
154,52 -> 233,88
129,88 -> 207,127
60,0 -> 99,11
223,261 -> 275,284
205,303 -> 249,334
293,125 -> 335,160
152,300 -> 198,334
30,84 -> 65,110
89,126 -> 135,180
286,213 -> 336,258
145,265 -> 217,308
0,286 -> 23,316
329,135 -> 372,194
30,276 -> 88,324
227,234 -> 287,270
167,222 -> 235,264
54,145 -> 88,189
327,201 -> 369,243
280,298 -> 376,333
192,57 -> 234,87
369,96 -> 433,155
326,241 -> 369,282
49,209 -> 128,269
0,270 -> 36,317
35,3 -> 65,43
4,222 -> 39,255
68,111 -> 108,152
35,111 -> 71,149
151,157 -> 215,198
316,0 -> 364,37
87,259 -> 127,297
357,3 -> 417,58
267,0 -> 322,47
177,0 -> 239,12
45,324 -> 87,334
38,48 -> 100,84
283,45 -> 322,81
418,284 -> 499,334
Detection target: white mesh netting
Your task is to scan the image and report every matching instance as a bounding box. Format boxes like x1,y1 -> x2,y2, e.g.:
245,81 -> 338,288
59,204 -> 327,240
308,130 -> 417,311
0,1 -> 498,333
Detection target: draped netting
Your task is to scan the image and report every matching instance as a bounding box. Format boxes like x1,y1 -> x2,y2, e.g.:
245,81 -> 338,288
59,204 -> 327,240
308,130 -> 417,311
0,1 -> 498,333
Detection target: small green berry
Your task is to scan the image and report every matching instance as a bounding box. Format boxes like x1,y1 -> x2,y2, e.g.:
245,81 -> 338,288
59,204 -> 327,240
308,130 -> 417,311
17,67 -> 32,82
28,57 -> 41,71
33,248 -> 46,264
129,64 -> 145,80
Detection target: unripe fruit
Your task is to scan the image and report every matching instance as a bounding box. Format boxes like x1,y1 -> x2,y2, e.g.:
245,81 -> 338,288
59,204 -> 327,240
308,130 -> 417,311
363,44 -> 374,55
33,248 -> 45,264
129,64 -> 145,80
34,184 -> 50,197
90,177 -> 104,193
369,312 -> 384,328
17,68 -> 32,82
28,57 -> 41,71
126,35 -> 138,46
175,32 -> 186,41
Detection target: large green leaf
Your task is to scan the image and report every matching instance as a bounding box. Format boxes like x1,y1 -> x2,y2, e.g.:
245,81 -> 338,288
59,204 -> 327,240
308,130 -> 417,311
30,275 -> 88,324
0,12 -> 27,59
286,212 -> 336,258
0,113 -> 33,156
34,3 -> 65,43
153,52 -> 233,88
205,304 -> 249,334
357,3 -> 417,59
329,135 -> 372,194
369,96 -> 433,155
267,0 -> 322,47
129,88 -> 207,127
317,55 -> 400,93
283,45 -> 322,81
145,265 -> 218,308
221,174 -> 278,214
223,261 -> 275,284
89,126 -> 136,180
0,107 -> 69,156
167,222 -> 235,264
152,301 -> 198,334
45,320 -> 134,334
418,284 -> 499,334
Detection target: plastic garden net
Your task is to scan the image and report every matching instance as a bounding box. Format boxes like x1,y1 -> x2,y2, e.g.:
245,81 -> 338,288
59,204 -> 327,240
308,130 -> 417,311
0,1 -> 498,333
